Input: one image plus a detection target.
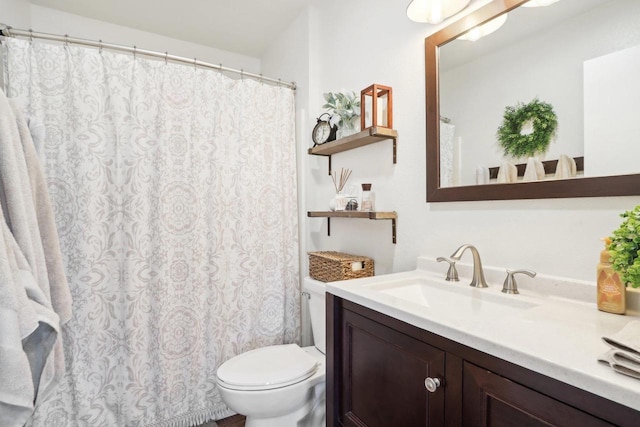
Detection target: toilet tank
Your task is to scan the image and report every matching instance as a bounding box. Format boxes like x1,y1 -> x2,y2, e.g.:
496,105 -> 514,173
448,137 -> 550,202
303,277 -> 327,354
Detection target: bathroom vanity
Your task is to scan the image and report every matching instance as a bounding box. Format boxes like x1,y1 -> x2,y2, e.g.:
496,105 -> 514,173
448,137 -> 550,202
325,258 -> 640,426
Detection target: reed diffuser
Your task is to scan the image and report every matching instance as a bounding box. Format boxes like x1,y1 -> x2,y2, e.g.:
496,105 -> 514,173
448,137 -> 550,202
330,168 -> 353,211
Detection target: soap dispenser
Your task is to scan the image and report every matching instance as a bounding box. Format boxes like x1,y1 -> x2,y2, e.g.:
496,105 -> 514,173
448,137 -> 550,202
597,237 -> 626,314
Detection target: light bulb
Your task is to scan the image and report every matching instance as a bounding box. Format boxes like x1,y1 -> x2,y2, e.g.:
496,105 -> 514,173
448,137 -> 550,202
522,0 -> 560,7
457,13 -> 508,41
429,0 -> 442,24
407,0 -> 471,25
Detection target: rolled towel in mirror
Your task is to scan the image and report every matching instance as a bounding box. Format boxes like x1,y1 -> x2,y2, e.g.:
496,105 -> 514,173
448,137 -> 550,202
496,162 -> 517,183
523,157 -> 545,181
555,154 -> 577,179
475,166 -> 490,185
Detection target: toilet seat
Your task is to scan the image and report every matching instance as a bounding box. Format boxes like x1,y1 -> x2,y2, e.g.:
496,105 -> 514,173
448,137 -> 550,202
217,344 -> 319,391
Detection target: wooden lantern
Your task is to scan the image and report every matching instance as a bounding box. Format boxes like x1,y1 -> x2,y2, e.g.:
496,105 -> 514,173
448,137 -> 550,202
360,84 -> 393,130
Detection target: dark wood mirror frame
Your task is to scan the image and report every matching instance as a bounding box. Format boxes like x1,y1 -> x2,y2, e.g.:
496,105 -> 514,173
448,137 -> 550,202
425,0 -> 640,202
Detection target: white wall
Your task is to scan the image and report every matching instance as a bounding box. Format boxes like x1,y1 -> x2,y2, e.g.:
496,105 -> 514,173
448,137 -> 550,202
1,0 -> 30,28
28,4 -> 260,73
265,0 -> 640,284
584,44 -> 640,177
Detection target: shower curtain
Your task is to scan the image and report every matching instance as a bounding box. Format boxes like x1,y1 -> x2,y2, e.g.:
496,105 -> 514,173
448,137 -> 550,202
439,121 -> 456,187
3,38 -> 300,426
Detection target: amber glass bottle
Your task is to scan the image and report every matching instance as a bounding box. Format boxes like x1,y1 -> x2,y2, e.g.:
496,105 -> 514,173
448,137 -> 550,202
597,237 -> 626,314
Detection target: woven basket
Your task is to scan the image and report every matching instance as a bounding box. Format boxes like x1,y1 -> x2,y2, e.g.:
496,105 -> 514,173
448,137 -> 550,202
308,251 -> 374,282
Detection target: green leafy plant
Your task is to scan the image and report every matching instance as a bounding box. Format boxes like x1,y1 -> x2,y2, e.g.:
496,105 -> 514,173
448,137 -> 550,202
322,91 -> 360,129
609,205 -> 640,288
496,98 -> 558,158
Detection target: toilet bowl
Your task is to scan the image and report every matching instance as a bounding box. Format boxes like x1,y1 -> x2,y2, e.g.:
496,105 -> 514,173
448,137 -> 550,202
216,278 -> 326,427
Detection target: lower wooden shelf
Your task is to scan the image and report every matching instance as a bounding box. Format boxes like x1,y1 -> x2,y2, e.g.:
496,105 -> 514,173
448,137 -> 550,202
307,211 -> 397,243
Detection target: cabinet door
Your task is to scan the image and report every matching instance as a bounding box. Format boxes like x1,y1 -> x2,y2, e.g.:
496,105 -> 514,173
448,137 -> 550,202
338,309 -> 445,427
463,362 -> 614,427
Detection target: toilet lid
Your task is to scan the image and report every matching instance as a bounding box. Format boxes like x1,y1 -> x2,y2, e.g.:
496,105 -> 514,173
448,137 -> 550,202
217,344 -> 319,391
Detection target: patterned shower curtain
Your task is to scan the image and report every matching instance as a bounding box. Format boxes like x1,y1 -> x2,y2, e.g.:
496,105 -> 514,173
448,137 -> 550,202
439,121 -> 456,187
3,38 -> 300,426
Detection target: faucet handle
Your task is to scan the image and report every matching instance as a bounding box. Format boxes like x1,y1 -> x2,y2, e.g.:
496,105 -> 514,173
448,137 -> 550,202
502,269 -> 536,294
437,257 -> 459,282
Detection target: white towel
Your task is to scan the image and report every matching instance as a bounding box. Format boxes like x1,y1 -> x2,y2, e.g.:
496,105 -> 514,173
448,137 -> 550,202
0,95 -> 41,426
9,99 -> 71,324
598,321 -> 640,379
475,166 -> 490,185
598,350 -> 640,379
522,157 -> 545,182
0,226 -> 38,426
603,321 -> 640,355
496,162 -> 517,183
554,154 -> 577,179
0,89 -> 72,425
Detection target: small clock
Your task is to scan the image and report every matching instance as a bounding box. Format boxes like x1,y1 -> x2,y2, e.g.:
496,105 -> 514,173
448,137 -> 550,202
312,113 -> 338,146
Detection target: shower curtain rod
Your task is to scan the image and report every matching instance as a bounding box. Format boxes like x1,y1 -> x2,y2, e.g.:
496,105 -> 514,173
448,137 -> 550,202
0,26 -> 297,90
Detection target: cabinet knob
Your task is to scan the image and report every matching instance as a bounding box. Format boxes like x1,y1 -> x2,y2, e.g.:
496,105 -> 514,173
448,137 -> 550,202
424,377 -> 442,393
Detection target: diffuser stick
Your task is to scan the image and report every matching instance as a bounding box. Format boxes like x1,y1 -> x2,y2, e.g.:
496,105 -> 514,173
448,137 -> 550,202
331,168 -> 352,193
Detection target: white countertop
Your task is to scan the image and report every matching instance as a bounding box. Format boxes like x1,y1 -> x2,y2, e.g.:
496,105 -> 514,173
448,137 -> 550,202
324,256 -> 640,412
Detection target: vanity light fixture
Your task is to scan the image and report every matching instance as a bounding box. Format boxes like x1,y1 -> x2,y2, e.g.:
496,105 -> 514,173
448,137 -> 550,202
406,0 -> 471,24
522,0 -> 560,7
457,13 -> 508,41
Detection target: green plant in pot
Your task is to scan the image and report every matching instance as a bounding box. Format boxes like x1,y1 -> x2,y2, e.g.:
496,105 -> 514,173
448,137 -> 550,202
322,91 -> 361,138
609,205 -> 640,288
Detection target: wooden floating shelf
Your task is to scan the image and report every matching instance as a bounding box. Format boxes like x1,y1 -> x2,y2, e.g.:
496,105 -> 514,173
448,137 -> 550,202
307,211 -> 397,244
308,211 -> 397,219
308,127 -> 398,174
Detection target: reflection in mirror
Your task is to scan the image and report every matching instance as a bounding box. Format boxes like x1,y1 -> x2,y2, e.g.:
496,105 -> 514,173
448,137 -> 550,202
439,0 -> 640,187
425,0 -> 640,202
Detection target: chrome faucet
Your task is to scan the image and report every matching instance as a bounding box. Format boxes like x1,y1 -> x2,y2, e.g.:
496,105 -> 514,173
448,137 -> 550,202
436,257 -> 459,281
450,244 -> 489,288
502,269 -> 536,294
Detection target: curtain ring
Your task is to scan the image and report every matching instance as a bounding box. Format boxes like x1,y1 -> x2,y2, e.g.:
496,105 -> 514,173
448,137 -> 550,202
99,39 -> 103,54
240,69 -> 244,80
64,34 -> 69,48
219,63 -> 222,74
193,57 -> 197,69
278,78 -> 282,87
133,45 -> 137,59
165,51 -> 168,64
28,29 -> 33,44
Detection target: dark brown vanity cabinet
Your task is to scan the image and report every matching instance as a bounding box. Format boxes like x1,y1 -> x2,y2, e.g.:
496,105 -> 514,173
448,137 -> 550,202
335,304 -> 445,426
327,295 -> 640,427
462,362 -> 613,427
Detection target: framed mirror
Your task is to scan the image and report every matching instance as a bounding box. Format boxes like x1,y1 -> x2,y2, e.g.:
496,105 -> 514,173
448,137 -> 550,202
426,0 -> 640,202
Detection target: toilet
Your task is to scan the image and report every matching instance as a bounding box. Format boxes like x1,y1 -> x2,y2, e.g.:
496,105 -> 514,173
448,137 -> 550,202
216,277 -> 326,427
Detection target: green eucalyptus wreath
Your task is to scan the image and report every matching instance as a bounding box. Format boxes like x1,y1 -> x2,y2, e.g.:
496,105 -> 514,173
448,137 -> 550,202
496,98 -> 558,158
609,205 -> 640,288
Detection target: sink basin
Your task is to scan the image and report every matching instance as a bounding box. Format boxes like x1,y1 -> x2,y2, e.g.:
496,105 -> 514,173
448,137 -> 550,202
366,277 -> 538,318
